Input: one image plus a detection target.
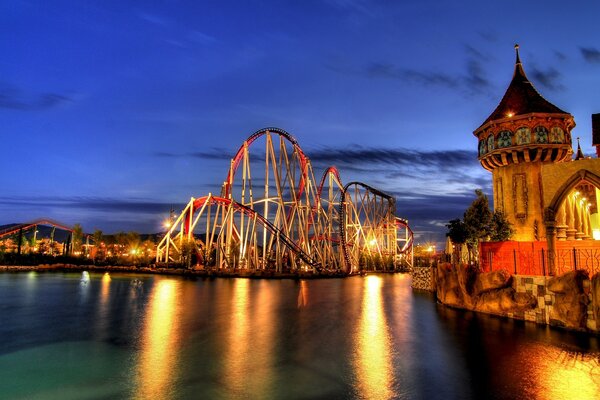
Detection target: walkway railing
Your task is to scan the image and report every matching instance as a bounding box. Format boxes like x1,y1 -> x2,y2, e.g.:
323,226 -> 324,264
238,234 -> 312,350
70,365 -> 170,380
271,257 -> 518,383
480,240 -> 600,276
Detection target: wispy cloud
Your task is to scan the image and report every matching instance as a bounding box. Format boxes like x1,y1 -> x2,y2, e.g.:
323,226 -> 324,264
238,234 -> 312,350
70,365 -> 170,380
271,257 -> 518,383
0,85 -> 73,111
329,45 -> 493,95
324,0 -> 378,17
366,63 -> 459,88
580,47 -> 600,63
477,31 -> 498,43
307,146 -> 478,170
0,196 -> 183,233
0,195 -> 181,214
554,51 -> 567,61
137,11 -> 169,26
530,66 -> 564,91
189,30 -> 218,44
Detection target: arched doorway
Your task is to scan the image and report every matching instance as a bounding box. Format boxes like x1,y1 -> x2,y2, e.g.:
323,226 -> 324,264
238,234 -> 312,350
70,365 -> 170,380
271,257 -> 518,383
544,170 -> 600,275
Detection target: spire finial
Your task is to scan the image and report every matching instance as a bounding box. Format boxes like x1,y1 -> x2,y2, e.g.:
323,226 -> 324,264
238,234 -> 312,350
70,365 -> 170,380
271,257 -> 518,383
575,136 -> 585,160
514,43 -> 521,64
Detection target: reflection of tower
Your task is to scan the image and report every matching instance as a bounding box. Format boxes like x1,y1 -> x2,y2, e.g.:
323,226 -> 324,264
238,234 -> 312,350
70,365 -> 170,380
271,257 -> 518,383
474,45 -> 575,241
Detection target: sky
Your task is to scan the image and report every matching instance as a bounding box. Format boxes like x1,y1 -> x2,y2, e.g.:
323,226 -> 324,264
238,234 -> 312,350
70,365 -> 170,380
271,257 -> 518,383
1,0 -> 600,247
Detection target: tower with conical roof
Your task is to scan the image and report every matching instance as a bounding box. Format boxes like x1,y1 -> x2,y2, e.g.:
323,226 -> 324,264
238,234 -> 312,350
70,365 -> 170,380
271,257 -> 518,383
474,45 -> 576,241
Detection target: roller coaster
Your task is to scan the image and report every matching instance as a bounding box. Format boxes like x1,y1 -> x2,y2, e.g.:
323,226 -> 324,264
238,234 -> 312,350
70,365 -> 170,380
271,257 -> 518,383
156,128 -> 413,273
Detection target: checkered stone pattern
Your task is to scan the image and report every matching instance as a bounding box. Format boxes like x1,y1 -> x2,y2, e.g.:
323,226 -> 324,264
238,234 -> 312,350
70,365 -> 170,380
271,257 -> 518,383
511,274 -> 598,332
411,266 -> 435,292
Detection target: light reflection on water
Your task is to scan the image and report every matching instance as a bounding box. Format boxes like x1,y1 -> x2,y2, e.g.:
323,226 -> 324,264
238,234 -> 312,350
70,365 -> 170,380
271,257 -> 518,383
224,278 -> 250,396
354,275 -> 394,400
133,279 -> 181,399
535,346 -> 600,400
0,273 -> 600,399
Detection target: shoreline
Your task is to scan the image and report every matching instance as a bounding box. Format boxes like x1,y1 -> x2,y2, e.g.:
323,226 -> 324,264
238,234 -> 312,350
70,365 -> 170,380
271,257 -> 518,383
0,264 -> 397,279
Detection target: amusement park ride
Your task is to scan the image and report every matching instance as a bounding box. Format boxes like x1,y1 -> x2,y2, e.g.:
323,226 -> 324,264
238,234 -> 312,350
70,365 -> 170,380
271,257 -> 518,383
156,128 -> 413,273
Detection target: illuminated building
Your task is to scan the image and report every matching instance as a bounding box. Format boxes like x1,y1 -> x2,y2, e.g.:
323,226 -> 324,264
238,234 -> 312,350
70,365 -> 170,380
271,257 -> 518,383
475,45 -> 600,274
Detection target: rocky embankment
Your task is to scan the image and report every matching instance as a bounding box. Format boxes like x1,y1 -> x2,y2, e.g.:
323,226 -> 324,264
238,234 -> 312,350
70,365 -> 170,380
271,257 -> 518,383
434,263 -> 600,332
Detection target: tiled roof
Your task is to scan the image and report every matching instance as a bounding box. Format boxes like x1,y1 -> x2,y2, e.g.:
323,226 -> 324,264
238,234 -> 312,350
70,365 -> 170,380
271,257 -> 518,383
477,46 -> 568,130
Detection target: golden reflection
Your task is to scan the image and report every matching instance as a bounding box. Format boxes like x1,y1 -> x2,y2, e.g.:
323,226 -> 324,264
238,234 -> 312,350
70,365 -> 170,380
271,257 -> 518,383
354,275 -> 394,399
251,281 -> 275,397
534,347 -> 600,400
297,280 -> 308,308
225,278 -> 251,395
134,279 -> 181,399
101,272 -> 111,303
93,272 -> 112,340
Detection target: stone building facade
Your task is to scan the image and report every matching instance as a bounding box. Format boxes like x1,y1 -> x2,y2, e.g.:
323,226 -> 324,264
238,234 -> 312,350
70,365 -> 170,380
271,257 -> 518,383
474,45 -> 600,274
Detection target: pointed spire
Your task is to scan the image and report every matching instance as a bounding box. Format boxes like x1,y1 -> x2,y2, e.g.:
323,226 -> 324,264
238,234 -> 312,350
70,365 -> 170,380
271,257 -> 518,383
575,137 -> 585,160
475,45 -> 569,130
512,43 -> 527,80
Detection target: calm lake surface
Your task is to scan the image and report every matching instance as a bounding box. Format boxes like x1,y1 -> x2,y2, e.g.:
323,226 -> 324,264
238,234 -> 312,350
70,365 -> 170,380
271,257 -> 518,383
1,272 -> 599,399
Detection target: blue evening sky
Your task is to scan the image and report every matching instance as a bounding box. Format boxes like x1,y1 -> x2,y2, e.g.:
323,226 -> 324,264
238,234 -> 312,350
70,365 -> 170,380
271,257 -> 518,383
1,0 -> 600,246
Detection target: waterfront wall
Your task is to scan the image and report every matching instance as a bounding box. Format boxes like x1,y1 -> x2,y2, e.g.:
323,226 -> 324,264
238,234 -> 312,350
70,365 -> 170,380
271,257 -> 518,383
510,274 -> 597,331
411,266 -> 435,291
423,263 -> 600,333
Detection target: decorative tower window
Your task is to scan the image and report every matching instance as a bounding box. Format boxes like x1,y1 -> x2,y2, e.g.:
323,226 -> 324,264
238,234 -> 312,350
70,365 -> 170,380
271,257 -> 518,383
515,127 -> 531,145
549,126 -> 565,143
479,140 -> 487,156
497,130 -> 512,148
512,173 -> 528,222
534,126 -> 549,143
487,135 -> 495,152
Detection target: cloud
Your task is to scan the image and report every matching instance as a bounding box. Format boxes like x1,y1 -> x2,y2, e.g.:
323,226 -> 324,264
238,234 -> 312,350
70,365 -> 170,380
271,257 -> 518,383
307,146 -> 478,170
153,151 -> 180,158
0,196 -> 185,233
366,63 -> 459,88
331,44 -> 493,95
477,31 -> 498,43
0,195 -> 180,215
137,11 -> 169,26
554,51 -> 567,61
189,30 -> 217,44
324,0 -> 378,16
464,58 -> 490,93
580,47 -> 600,63
0,86 -> 73,111
530,66 -> 564,91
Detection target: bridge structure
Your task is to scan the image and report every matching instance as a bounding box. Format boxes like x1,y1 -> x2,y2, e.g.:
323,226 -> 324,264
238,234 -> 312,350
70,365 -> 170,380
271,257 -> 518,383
156,128 -> 413,273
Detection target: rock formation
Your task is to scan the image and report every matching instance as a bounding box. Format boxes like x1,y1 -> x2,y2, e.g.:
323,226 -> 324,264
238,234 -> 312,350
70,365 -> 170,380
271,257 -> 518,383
547,270 -> 589,329
435,263 -> 536,315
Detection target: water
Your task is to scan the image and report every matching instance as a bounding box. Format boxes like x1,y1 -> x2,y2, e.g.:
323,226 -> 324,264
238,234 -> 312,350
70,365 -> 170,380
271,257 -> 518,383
0,272 -> 599,399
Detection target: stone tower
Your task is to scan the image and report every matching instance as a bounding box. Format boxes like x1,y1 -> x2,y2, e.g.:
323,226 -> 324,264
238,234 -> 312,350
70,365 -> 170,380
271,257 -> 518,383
474,45 -> 576,241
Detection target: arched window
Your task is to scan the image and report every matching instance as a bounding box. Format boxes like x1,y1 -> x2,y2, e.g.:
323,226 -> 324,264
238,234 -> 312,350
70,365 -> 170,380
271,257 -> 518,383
549,126 -> 565,143
534,126 -> 549,144
479,140 -> 487,156
487,135 -> 495,152
516,127 -> 531,145
497,130 -> 513,148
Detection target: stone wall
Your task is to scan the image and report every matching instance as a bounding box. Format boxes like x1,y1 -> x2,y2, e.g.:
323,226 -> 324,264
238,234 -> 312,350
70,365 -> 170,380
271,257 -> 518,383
427,262 -> 600,333
411,266 -> 435,291
511,272 -> 597,331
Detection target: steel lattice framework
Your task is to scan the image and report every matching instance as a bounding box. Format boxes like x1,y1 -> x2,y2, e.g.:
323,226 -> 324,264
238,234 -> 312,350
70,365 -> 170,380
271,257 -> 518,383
156,128 -> 413,273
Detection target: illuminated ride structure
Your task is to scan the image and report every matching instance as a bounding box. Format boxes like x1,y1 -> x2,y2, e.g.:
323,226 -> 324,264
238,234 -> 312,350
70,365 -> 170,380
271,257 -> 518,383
0,218 -> 75,254
156,128 -> 413,273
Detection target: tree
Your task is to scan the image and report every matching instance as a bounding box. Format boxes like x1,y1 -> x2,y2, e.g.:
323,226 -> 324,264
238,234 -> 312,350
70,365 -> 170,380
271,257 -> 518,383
72,224 -> 84,254
490,210 -> 513,241
446,189 -> 513,265
92,229 -> 105,262
446,218 -> 468,263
